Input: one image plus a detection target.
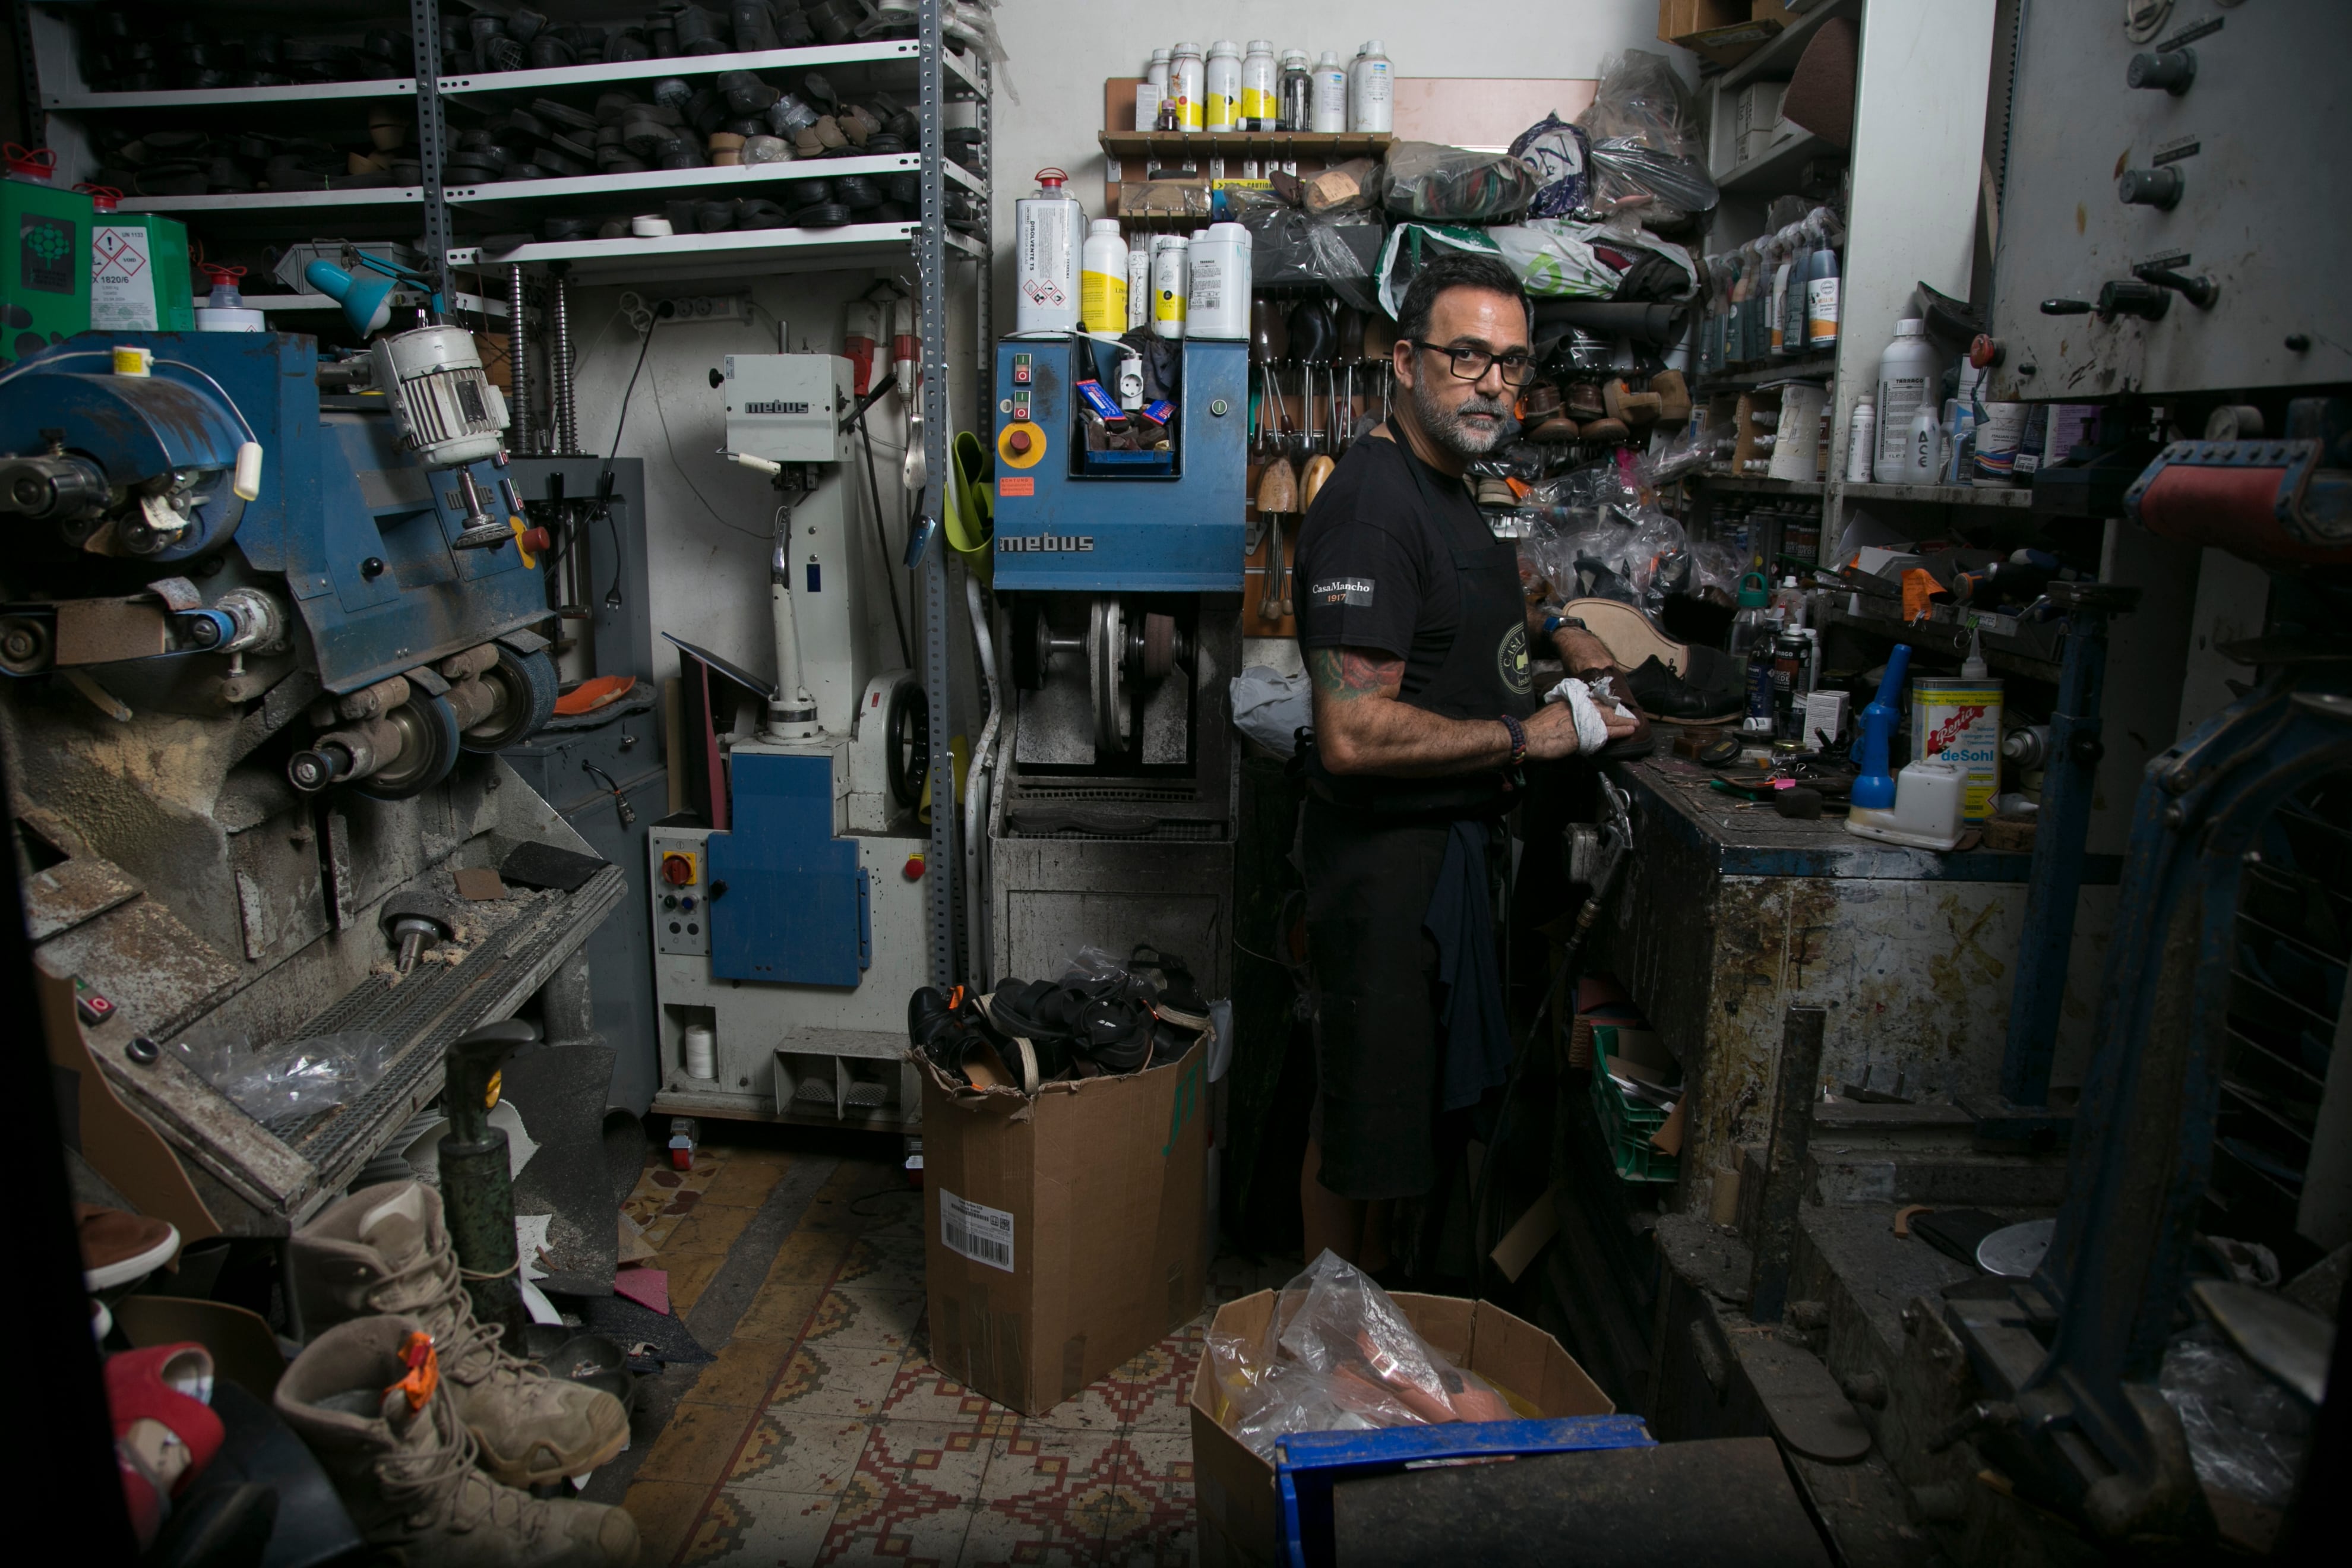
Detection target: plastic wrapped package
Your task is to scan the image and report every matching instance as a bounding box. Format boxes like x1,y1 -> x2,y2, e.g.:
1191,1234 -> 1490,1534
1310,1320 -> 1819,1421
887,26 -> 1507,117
2159,1324 -> 2313,1509
1575,50 -> 1718,228
1374,223 -> 1500,318
173,1028 -> 394,1131
1228,184 -> 1386,312
1491,219 -> 1698,302
1206,1251 -> 1519,1460
1508,114 -> 1592,217
1380,141 -> 1539,223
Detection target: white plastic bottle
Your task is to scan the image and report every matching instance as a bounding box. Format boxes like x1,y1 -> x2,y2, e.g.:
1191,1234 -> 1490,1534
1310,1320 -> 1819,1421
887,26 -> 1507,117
1311,50 -> 1348,133
1150,233 -> 1189,339
1348,40 -> 1394,134
1205,40 -> 1241,133
1845,391 -> 1877,483
1186,221 -> 1250,339
1169,42 -> 1205,132
1240,40 -> 1278,131
1080,219 -> 1128,337
1873,320 -> 1938,483
1905,403 -> 1940,484
1014,168 -> 1083,335
1136,48 -> 1169,131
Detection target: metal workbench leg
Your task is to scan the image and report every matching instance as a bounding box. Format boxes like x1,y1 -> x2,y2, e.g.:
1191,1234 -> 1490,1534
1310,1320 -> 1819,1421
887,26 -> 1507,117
1749,1006 -> 1826,1324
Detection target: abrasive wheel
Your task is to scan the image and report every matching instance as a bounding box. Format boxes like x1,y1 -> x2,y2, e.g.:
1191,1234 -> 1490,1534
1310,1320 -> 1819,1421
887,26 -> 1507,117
885,679 -> 930,809
355,691 -> 463,801
458,644 -> 559,752
1088,596 -> 1130,753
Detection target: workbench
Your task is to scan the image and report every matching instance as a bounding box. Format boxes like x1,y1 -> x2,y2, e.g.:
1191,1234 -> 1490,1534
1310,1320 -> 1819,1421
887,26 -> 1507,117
1604,757 -> 2123,1217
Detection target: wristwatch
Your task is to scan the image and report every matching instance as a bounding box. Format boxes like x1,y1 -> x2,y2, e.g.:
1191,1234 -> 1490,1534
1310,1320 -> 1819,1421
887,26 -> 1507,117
1500,712 -> 1527,766
1542,613 -> 1587,638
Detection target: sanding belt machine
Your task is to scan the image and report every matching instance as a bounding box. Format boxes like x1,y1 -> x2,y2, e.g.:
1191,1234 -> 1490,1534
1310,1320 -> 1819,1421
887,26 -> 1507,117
0,274 -> 621,1237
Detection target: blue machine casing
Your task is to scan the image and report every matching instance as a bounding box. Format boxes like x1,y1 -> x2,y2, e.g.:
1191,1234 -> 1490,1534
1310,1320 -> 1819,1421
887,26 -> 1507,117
704,751 -> 874,987
989,337 -> 1245,592
0,332 -> 545,694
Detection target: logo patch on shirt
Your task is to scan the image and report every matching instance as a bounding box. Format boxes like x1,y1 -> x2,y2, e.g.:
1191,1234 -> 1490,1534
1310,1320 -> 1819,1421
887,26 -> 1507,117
1310,577 -> 1375,608
1498,624 -> 1532,696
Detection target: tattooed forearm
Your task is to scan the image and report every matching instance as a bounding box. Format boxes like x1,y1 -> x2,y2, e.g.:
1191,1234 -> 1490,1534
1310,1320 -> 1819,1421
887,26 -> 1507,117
1307,644 -> 1515,777
1309,646 -> 1404,701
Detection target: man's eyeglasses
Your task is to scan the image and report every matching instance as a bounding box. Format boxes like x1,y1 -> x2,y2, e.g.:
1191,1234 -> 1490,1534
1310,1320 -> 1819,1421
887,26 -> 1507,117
1410,340 -> 1537,387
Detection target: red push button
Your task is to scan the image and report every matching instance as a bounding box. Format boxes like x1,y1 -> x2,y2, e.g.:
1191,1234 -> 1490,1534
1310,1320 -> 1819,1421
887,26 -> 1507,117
661,853 -> 695,886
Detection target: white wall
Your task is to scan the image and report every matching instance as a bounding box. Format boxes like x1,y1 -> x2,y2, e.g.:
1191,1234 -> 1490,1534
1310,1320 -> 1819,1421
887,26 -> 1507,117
563,1 -> 1674,684
987,0 -> 1678,318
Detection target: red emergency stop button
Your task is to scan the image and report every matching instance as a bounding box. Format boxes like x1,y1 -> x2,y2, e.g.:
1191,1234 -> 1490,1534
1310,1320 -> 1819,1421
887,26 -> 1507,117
520,525 -> 554,553
661,853 -> 696,886
902,853 -> 925,881
1007,428 -> 1032,455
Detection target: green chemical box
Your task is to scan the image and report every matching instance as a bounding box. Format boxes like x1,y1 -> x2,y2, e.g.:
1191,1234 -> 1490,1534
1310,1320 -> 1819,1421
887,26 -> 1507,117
1591,1025 -> 1683,1184
92,212 -> 195,333
2,179 -> 94,362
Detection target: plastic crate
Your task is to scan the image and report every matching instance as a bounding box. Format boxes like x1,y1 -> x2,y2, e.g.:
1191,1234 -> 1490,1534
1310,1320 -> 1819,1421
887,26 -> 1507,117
1590,1026 -> 1679,1184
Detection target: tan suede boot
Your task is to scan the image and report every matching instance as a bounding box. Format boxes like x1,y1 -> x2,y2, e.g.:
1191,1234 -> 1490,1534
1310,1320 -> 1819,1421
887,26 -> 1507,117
293,1181 -> 627,1487
277,1314 -> 638,1567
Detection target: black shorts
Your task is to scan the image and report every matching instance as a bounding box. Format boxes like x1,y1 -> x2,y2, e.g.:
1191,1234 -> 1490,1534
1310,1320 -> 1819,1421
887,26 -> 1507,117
1301,800 -> 1454,1201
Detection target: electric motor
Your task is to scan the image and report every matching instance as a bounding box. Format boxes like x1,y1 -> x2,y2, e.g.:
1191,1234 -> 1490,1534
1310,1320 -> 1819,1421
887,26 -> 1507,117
370,325 -> 509,469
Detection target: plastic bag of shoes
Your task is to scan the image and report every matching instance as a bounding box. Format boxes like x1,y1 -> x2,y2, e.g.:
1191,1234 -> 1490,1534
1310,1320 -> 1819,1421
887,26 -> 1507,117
292,1183 -> 628,1490
276,1317 -> 637,1567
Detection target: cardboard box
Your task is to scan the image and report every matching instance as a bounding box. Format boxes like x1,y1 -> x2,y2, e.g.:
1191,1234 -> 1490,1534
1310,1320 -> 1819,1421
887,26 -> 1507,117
919,1039 -> 1209,1416
1736,80 -> 1790,162
1659,1 -> 1786,45
1190,1290 -> 1613,1567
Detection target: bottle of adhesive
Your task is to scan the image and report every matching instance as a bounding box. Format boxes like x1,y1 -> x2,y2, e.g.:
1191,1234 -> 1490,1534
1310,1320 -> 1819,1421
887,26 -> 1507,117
1873,319 -> 1937,482
1149,232 -> 1188,339
1080,219 -> 1128,336
1241,40 -> 1278,131
1348,40 -> 1394,134
1844,390 -> 1876,482
1013,168 -> 1082,335
1205,40 -> 1241,132
1905,400 -> 1941,484
1136,48 -> 1169,131
1780,230 -> 1811,358
1185,221 -> 1250,339
82,185 -> 194,333
1169,42 -> 1205,132
1279,49 -> 1313,131
1728,571 -> 1773,656
1311,50 -> 1348,132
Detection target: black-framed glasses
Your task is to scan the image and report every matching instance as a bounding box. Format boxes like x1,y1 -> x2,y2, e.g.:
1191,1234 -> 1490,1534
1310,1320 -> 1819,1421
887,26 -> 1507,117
1410,339 -> 1537,387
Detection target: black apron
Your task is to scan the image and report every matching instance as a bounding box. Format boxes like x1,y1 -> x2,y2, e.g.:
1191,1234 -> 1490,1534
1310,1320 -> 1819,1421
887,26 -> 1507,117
1300,435 -> 1538,818
1298,435 -> 1532,1200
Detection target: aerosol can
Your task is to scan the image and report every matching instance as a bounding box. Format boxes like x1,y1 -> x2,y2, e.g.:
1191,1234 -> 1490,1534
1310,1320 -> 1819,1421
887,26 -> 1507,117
1015,168 -> 1082,335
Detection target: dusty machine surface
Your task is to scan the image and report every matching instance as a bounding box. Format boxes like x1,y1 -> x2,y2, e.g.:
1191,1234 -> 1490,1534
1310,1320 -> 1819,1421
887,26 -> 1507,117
1,324 -> 620,1234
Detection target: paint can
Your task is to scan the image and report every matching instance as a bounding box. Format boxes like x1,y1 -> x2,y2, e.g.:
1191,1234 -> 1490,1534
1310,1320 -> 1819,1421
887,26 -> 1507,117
1911,677 -> 2003,821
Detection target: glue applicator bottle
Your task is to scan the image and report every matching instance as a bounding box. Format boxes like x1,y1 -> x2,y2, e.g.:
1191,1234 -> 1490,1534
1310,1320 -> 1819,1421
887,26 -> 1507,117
1850,644 -> 1912,810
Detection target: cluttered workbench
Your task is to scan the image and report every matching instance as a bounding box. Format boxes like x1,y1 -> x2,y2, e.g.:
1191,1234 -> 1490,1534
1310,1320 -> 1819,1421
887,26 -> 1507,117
1601,756 -> 2122,1216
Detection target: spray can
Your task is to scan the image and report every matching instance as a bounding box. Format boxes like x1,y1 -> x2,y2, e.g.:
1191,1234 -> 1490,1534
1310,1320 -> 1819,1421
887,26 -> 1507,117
1311,51 -> 1348,132
1241,40 -> 1278,131
1150,233 -> 1188,339
1126,244 -> 1150,331
1844,391 -> 1876,482
1169,42 -> 1206,132
1080,219 -> 1128,336
1348,40 -> 1394,134
1014,168 -> 1082,334
1205,40 -> 1241,133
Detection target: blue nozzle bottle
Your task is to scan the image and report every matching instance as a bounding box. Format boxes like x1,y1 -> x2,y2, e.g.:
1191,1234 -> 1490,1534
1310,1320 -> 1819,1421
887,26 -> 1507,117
1850,643 -> 1912,810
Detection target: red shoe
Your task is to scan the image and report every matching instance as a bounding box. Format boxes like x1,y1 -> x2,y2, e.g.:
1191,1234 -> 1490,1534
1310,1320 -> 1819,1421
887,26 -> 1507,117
105,1343 -> 225,1550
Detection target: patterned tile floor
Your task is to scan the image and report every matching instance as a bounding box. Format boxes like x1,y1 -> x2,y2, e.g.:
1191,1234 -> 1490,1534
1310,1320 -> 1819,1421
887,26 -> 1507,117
612,1135 -> 1298,1567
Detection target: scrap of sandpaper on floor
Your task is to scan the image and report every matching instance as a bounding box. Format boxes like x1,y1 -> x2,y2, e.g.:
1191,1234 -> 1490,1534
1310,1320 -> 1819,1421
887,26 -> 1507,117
612,1266 -> 669,1316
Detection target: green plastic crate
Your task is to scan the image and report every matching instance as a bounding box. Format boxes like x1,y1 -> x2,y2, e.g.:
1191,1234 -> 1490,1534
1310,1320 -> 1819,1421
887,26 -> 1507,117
1590,1026 -> 1680,1184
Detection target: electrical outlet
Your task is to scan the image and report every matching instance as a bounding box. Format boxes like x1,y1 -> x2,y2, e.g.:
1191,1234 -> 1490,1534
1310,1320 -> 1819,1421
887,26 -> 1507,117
621,290 -> 754,334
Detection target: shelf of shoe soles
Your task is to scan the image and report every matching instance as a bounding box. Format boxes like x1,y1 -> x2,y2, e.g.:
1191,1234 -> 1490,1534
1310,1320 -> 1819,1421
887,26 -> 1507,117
442,150 -> 918,208
242,290 -> 505,320
41,77 -> 421,112
449,222 -> 984,282
115,186 -> 426,213
433,37 -> 984,102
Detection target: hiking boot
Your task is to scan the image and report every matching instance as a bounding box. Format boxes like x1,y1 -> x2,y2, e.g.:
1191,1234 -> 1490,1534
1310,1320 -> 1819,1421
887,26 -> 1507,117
277,1316 -> 638,1567
293,1183 -> 627,1488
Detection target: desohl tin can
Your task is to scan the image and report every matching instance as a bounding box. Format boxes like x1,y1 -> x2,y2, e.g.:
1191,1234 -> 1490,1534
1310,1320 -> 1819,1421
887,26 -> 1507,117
1912,676 -> 2003,821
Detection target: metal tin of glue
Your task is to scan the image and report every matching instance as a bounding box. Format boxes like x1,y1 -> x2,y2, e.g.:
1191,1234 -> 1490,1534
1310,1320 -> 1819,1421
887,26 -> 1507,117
1911,677 -> 2003,821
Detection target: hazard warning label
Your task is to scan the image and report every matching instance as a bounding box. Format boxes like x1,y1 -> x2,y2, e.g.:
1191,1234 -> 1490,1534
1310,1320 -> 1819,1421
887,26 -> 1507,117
91,225 -> 159,330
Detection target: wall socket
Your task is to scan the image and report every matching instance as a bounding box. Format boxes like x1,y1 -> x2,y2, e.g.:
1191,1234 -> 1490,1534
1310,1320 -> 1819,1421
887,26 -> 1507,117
620,290 -> 754,334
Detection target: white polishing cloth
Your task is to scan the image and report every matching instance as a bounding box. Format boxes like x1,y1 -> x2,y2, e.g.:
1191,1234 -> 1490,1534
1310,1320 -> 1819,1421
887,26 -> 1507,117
1544,676 -> 1633,755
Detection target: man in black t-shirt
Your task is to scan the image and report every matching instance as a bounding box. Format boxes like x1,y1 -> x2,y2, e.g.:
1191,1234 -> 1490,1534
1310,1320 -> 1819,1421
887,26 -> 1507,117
1291,254 -> 1637,1269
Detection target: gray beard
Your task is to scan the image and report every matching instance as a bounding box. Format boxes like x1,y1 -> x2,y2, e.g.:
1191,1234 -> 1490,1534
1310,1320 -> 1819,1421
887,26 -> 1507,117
1408,374 -> 1514,460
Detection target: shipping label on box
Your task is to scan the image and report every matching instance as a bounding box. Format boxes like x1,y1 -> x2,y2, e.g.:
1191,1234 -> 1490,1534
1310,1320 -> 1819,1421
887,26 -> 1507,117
938,1190 -> 1015,1272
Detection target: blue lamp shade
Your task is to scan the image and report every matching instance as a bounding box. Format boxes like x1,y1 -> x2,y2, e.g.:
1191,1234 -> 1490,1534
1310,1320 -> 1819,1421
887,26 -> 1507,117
304,260 -> 395,337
